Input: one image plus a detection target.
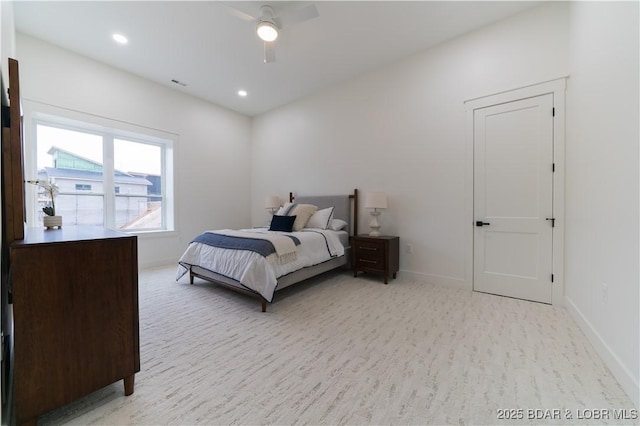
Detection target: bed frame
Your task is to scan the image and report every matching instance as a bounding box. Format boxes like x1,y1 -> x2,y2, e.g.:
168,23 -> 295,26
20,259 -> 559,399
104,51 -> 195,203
189,189 -> 358,311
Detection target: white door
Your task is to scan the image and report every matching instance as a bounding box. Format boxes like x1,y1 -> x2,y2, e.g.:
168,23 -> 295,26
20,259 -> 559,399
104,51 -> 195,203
473,94 -> 554,303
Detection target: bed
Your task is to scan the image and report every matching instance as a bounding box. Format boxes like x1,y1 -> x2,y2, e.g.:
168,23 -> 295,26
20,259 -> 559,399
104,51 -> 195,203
177,189 -> 358,311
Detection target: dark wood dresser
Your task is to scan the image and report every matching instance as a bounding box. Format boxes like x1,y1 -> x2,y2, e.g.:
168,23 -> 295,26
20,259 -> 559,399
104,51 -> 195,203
10,226 -> 139,425
352,235 -> 400,284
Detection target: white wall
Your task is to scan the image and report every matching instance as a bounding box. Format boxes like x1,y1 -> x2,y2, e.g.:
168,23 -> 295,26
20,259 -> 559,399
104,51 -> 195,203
252,3 -> 570,289
1,0 -> 16,99
565,1 -> 639,408
16,34 -> 253,267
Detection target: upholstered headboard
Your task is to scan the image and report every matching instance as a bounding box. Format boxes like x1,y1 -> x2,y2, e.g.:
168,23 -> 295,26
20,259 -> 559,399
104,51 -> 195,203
290,189 -> 358,236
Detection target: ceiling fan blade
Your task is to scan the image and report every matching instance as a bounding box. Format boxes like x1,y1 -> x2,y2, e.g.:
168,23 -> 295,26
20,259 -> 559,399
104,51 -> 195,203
217,2 -> 257,22
274,4 -> 319,28
263,42 -> 276,64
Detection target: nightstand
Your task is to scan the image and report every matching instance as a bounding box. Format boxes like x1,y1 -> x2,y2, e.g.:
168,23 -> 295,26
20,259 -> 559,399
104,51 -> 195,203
352,235 -> 399,284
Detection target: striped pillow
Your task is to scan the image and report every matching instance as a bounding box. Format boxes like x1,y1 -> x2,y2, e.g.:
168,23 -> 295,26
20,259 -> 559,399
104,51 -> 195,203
305,207 -> 335,230
277,203 -> 318,231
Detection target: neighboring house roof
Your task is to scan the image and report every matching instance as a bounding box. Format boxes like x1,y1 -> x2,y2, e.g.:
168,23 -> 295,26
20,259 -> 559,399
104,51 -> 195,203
42,167 -> 151,185
43,147 -> 151,185
48,146 -> 103,173
120,202 -> 162,230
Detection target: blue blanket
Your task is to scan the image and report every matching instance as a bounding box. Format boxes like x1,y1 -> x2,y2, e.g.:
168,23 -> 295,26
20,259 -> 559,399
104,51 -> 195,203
192,232 -> 300,258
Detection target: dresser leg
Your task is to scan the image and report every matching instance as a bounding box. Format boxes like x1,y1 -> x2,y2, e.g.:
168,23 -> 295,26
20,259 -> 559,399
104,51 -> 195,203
124,375 -> 135,396
384,276 -> 388,284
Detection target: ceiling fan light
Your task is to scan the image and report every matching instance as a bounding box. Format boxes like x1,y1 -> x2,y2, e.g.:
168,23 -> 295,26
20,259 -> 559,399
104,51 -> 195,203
257,21 -> 278,42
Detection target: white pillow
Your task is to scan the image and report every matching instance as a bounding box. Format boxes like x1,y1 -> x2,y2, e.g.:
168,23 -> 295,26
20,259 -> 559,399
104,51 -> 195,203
305,207 -> 335,229
276,202 -> 318,231
328,218 -> 348,231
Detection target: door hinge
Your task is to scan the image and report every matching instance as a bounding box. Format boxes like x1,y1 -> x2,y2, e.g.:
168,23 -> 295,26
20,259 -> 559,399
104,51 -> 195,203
552,163 -> 555,172
552,107 -> 555,117
551,274 -> 554,283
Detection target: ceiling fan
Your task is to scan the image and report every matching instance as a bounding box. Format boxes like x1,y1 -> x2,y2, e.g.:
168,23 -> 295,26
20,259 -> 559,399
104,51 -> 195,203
221,3 -> 320,63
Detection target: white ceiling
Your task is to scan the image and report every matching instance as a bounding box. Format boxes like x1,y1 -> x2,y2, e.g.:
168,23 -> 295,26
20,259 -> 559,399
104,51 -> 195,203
13,1 -> 539,116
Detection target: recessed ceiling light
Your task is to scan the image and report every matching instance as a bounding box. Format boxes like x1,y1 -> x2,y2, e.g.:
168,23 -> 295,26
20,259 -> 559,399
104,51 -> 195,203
238,90 -> 248,97
112,33 -> 128,44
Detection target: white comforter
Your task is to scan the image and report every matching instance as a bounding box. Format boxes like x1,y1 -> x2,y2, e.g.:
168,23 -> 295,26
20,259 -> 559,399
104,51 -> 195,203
177,228 -> 345,302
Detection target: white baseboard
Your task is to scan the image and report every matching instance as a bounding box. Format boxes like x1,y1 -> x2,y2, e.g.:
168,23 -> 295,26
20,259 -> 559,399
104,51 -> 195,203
399,269 -> 471,291
564,296 -> 639,409
138,258 -> 177,270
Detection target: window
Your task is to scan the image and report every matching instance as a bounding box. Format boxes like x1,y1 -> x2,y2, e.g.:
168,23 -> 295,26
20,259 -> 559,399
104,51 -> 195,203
31,115 -> 174,233
114,139 -> 164,230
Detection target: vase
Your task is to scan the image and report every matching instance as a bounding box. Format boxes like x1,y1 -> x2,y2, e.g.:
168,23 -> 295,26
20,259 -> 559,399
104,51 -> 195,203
43,215 -> 62,229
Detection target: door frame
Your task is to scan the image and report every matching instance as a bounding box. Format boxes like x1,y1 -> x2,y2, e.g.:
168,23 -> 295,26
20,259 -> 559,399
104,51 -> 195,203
464,78 -> 566,305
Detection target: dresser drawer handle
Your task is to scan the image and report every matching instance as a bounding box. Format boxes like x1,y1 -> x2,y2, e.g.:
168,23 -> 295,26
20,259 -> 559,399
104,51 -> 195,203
360,247 -> 378,251
359,259 -> 379,264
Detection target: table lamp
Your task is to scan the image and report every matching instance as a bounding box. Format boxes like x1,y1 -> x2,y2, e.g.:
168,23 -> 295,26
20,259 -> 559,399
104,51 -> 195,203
363,191 -> 387,236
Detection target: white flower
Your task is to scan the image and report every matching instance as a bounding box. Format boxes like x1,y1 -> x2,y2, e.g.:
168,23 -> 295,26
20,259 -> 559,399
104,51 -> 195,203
27,179 -> 59,216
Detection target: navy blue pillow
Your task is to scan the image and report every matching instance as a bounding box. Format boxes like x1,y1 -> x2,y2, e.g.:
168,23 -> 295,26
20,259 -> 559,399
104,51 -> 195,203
269,215 -> 296,232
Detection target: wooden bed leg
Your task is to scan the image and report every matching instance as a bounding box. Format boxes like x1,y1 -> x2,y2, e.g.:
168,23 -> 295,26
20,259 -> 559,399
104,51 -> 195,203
261,300 -> 267,312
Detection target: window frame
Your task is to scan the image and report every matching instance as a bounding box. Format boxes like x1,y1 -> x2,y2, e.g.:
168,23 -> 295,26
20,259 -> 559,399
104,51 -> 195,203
23,103 -> 176,235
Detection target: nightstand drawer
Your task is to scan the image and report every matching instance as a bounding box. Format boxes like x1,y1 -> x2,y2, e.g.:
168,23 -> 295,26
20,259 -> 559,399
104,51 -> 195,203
354,241 -> 384,261
355,256 -> 383,269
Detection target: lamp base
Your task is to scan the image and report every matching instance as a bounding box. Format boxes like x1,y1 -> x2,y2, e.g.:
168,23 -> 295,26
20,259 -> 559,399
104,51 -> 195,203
266,209 -> 277,227
369,210 -> 381,236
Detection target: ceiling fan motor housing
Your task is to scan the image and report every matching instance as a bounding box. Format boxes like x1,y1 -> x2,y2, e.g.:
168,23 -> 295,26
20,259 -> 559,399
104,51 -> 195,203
256,5 -> 278,42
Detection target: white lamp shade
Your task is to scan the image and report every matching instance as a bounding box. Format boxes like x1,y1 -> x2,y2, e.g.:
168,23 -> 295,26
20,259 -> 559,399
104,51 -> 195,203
265,195 -> 282,210
364,192 -> 388,209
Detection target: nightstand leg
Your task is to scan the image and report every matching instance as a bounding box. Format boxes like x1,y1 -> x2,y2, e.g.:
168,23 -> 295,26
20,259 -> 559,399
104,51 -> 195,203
393,272 -> 396,279
384,276 -> 388,284
353,271 -> 358,277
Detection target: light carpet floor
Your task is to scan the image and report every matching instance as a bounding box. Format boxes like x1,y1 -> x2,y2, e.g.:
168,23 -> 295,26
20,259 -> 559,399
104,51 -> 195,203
38,265 -> 636,425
